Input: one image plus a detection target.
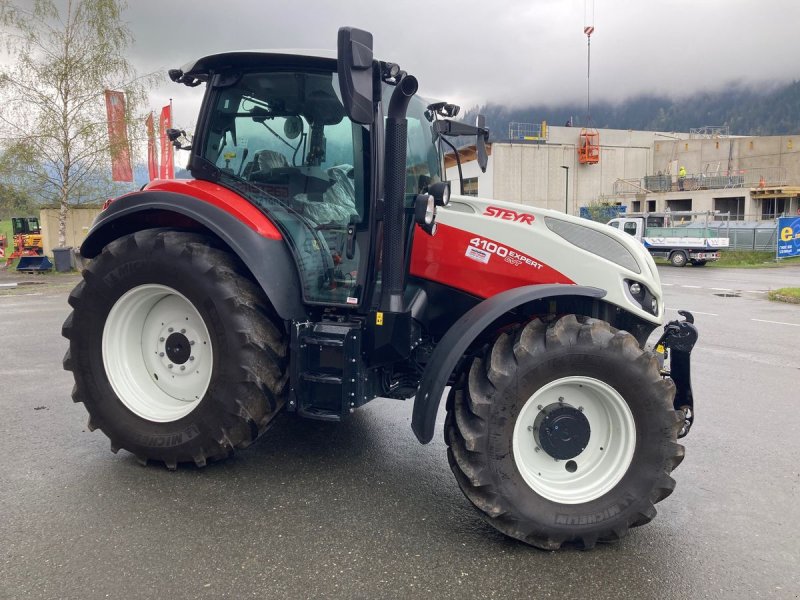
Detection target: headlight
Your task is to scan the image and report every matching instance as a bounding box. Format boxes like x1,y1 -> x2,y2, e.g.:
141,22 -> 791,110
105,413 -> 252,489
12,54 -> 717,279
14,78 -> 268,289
624,279 -> 658,315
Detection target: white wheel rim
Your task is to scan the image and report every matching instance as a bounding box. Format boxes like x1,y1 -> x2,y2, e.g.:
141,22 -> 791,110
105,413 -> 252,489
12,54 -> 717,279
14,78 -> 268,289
102,284 -> 213,422
512,376 -> 636,504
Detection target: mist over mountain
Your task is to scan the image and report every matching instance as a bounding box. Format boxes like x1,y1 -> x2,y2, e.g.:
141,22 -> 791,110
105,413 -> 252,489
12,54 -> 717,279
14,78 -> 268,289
463,80 -> 800,140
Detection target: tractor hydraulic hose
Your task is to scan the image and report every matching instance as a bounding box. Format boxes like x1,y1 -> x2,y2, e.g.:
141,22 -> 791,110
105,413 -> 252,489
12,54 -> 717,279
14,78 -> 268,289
381,74 -> 418,313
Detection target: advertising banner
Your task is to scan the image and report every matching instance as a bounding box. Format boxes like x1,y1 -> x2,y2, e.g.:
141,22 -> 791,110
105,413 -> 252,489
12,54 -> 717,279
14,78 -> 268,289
145,112 -> 158,181
159,104 -> 174,179
777,216 -> 800,258
104,90 -> 133,182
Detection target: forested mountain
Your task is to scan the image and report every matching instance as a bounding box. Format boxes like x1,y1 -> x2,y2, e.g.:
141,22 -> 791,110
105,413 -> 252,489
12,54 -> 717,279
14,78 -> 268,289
463,80 -> 800,140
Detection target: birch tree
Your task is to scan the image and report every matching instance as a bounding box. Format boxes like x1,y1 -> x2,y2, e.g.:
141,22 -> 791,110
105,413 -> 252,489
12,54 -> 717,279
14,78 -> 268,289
0,0 -> 152,246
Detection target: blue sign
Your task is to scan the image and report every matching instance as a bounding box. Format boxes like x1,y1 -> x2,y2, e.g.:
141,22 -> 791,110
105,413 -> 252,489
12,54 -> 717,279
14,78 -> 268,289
777,216 -> 800,258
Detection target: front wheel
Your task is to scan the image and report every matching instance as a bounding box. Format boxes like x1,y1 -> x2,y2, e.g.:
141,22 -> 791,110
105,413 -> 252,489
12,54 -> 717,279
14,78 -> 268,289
62,230 -> 288,468
445,315 -> 684,549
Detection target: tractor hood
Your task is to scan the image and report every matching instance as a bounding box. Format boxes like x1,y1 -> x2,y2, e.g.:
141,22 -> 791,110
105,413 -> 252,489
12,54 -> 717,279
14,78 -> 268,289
409,194 -> 664,326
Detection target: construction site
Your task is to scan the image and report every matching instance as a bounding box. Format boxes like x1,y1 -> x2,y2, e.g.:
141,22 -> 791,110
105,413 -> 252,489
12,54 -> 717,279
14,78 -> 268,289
447,122 -> 800,223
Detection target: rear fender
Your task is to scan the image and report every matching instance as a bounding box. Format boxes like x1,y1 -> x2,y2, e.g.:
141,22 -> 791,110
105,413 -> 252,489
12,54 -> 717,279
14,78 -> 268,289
81,190 -> 308,321
411,284 -> 606,444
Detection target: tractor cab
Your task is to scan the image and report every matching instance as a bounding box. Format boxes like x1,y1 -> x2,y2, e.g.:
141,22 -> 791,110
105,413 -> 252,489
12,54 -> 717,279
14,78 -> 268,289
172,51 -> 455,310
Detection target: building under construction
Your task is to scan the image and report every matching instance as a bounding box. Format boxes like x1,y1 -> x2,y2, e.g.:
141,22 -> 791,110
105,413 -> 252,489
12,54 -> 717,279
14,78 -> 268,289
446,123 -> 800,221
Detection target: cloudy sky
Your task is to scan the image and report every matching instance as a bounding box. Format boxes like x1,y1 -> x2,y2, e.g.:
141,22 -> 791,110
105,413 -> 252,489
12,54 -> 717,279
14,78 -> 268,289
119,0 -> 800,127
4,0 -> 799,129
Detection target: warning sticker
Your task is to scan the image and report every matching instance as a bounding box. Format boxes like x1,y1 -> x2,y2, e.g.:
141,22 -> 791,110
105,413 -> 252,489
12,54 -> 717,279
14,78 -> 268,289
465,246 -> 491,264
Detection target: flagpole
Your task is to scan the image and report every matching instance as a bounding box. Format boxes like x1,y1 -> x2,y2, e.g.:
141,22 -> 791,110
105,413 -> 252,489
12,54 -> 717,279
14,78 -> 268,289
169,98 -> 174,179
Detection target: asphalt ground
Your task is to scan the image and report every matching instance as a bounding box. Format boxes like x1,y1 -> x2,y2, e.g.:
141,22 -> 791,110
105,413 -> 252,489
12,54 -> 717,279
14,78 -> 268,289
1,266 -> 799,600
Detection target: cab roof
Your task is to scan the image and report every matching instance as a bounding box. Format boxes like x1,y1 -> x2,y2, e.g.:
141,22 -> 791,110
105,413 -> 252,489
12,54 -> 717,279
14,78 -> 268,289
178,49 -> 338,81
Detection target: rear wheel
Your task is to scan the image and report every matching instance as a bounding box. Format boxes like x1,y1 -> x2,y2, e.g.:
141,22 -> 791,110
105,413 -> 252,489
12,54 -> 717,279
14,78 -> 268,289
670,251 -> 688,267
62,230 -> 288,468
444,315 -> 684,549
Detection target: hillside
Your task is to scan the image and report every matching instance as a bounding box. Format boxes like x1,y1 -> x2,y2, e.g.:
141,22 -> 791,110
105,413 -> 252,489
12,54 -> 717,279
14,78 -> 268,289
463,79 -> 800,140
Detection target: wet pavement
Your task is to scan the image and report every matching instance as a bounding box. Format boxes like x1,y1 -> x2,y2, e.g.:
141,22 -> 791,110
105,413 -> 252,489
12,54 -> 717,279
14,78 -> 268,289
1,266 -> 799,599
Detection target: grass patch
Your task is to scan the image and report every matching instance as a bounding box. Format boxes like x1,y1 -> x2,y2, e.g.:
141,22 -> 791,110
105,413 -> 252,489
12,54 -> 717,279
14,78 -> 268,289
768,288 -> 800,304
710,251 -> 786,268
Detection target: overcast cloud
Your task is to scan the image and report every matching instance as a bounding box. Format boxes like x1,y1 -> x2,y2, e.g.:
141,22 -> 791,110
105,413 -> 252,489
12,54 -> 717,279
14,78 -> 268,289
7,0 -> 800,127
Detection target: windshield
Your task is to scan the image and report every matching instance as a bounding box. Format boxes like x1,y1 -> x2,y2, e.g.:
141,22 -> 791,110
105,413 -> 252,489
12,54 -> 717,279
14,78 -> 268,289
199,70 -> 369,305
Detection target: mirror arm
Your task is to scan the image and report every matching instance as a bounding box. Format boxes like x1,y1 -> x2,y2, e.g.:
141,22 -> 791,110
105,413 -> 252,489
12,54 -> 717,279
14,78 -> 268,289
438,135 -> 463,195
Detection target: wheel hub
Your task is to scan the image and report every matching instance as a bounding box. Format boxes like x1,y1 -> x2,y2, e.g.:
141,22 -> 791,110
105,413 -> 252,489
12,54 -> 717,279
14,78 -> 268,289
165,331 -> 191,365
536,405 -> 591,460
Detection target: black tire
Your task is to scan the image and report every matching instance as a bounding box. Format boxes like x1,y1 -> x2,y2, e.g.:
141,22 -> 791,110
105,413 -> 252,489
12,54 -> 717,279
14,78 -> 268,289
62,229 -> 288,468
670,251 -> 688,267
444,315 -> 684,549
691,260 -> 707,267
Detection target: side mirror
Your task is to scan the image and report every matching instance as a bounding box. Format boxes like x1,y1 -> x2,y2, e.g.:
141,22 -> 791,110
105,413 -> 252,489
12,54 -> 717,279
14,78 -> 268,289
476,114 -> 489,173
337,27 -> 375,125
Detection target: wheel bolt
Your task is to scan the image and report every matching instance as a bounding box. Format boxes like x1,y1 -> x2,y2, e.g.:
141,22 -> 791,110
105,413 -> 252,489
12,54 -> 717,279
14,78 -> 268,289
578,406 -> 584,412
168,327 -> 174,333
534,447 -> 540,453
159,337 -> 164,342
168,364 -> 173,369
180,329 -> 186,334
180,366 -> 185,371
558,396 -> 564,403
537,405 -> 543,410
159,352 -> 165,357
190,341 -> 195,346
189,356 -> 194,361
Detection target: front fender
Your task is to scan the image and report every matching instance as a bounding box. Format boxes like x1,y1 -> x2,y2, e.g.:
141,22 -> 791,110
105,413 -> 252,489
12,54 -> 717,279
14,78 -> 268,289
81,189 -> 308,321
411,284 -> 606,444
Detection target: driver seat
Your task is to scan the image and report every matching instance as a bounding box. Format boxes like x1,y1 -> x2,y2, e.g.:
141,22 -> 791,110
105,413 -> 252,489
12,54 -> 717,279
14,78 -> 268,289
248,150 -> 289,182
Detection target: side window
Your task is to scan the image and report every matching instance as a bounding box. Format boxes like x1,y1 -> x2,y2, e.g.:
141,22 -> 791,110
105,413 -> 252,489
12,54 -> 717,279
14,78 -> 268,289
609,221 -> 620,229
623,222 -> 638,236
200,71 -> 369,306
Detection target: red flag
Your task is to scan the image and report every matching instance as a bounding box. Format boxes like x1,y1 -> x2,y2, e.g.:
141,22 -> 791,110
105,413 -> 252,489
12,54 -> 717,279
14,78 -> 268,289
159,104 -> 174,179
145,112 -> 158,181
104,90 -> 133,182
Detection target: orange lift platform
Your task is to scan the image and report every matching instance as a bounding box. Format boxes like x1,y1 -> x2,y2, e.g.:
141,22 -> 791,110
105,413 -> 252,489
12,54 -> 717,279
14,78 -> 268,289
578,128 -> 600,164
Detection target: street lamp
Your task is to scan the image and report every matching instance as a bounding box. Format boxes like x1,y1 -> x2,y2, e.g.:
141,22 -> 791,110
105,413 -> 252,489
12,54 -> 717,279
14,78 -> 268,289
560,165 -> 569,214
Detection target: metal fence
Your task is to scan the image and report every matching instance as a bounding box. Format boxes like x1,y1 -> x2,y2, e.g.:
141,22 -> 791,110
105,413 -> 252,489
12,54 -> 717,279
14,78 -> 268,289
687,220 -> 779,251
689,126 -> 730,139
507,122 -> 547,141
613,167 -> 788,195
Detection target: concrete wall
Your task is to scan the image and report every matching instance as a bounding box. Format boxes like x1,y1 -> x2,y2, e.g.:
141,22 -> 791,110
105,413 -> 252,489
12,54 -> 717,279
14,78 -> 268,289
40,207 -> 102,256
652,135 -> 800,180
489,138 -> 650,214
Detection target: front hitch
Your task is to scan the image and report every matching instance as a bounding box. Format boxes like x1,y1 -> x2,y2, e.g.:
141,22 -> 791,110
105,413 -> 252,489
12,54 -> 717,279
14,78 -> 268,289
654,310 -> 698,438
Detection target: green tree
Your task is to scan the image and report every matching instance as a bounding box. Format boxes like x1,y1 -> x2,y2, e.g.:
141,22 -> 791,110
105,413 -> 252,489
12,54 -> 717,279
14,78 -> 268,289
0,0 -> 152,246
